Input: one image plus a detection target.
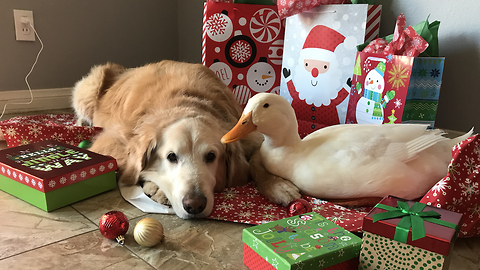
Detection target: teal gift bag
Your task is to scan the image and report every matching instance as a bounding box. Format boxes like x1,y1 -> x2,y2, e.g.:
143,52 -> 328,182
401,57 -> 445,127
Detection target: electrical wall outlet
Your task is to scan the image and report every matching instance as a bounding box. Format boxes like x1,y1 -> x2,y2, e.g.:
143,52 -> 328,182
13,9 -> 35,42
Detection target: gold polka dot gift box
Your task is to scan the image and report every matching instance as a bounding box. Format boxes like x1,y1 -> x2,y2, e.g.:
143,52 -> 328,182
360,195 -> 462,270
0,140 -> 117,212
242,212 -> 362,270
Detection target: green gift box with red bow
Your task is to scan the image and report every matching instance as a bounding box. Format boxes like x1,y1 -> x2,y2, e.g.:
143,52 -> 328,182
359,195 -> 462,270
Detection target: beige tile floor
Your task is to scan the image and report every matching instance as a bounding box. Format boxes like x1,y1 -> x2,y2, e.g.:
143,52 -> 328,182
0,110 -> 479,270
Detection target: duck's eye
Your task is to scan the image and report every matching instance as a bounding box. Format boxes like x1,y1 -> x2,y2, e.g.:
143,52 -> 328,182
167,152 -> 178,163
263,103 -> 269,108
205,152 -> 216,163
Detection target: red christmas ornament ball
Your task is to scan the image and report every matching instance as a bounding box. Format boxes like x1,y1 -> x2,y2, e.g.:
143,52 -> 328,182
99,211 -> 129,243
287,198 -> 312,217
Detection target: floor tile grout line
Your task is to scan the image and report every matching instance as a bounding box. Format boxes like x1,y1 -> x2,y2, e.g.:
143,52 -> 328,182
0,228 -> 97,262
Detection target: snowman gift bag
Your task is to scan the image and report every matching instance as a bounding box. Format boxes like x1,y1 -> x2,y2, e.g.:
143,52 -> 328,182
202,0 -> 284,107
280,4 -> 382,138
346,14 -> 445,127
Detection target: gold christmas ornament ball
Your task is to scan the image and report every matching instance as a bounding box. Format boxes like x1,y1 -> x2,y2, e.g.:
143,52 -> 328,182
133,217 -> 164,247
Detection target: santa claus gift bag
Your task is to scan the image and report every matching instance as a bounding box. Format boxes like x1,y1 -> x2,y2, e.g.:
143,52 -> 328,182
202,0 -> 284,107
345,15 -> 445,127
279,4 -> 382,138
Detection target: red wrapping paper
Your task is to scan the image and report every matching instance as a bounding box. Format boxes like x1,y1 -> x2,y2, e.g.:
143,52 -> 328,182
208,182 -> 371,233
362,195 -> 463,256
421,135 -> 480,238
363,14 -> 429,57
0,114 -> 102,148
276,0 -> 347,20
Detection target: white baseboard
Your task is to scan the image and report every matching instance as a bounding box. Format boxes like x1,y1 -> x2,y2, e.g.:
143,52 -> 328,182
0,88 -> 72,114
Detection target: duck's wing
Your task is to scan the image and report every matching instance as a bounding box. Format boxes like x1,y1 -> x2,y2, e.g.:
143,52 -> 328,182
385,128 -> 448,162
305,124 -> 447,163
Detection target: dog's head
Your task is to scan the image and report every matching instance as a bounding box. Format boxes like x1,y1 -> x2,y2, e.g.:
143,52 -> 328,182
124,115 -> 249,219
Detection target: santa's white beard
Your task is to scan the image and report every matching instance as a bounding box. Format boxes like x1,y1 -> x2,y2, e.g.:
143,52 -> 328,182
293,62 -> 342,107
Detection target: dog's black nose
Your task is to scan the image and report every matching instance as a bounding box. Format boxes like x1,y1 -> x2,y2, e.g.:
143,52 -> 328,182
182,192 -> 207,215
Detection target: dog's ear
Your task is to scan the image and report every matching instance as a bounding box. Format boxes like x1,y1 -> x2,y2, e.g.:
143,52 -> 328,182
120,130 -> 157,186
142,143 -> 157,170
214,153 -> 227,193
223,141 -> 250,188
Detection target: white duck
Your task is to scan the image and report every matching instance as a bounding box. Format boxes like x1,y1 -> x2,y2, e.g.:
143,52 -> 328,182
221,93 -> 473,204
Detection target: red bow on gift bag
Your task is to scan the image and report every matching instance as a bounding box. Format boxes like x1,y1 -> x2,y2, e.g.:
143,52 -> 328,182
363,14 -> 429,57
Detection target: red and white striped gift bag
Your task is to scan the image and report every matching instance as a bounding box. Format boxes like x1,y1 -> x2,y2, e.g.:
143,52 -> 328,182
365,4 -> 381,42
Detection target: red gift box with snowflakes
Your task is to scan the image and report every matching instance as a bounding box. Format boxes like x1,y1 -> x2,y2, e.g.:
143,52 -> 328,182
0,140 -> 117,211
0,114 -> 102,148
202,1 -> 284,107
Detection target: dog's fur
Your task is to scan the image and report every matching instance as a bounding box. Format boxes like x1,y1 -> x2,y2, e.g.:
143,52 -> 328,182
72,61 -> 285,219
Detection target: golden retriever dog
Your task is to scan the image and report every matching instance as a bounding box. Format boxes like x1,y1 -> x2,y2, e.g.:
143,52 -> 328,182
71,61 -> 283,219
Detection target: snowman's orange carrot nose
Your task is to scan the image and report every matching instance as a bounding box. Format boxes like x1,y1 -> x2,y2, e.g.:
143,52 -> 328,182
262,75 -> 273,79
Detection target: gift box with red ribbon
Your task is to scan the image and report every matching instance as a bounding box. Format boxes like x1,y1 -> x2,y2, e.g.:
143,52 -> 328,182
359,195 -> 463,270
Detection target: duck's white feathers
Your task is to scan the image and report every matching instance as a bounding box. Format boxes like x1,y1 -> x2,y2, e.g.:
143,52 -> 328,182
248,93 -> 474,201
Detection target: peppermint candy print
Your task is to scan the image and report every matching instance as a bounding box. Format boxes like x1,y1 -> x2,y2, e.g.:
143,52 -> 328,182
421,135 -> 480,237
250,8 -> 281,43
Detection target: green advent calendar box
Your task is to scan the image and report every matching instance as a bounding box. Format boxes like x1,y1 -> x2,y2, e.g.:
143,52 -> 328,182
243,212 -> 362,270
0,140 -> 117,211
360,195 -> 462,270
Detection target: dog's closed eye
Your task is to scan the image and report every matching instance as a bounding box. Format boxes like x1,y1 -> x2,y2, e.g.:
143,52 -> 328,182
205,151 -> 216,163
167,152 -> 178,163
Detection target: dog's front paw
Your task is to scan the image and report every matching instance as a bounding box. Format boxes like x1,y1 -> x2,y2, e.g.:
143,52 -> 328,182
141,181 -> 171,206
256,175 -> 301,207
150,189 -> 171,206
142,181 -> 159,197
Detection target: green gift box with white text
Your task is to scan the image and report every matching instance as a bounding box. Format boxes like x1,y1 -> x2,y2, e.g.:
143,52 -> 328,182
0,140 -> 117,212
242,212 -> 361,270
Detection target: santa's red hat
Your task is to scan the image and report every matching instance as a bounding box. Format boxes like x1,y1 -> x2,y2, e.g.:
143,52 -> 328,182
300,25 -> 345,62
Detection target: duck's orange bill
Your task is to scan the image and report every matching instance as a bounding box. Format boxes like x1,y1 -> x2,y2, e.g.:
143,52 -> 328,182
221,111 -> 257,144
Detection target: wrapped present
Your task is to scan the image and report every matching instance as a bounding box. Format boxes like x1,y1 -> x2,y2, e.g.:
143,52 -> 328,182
0,114 -> 102,148
421,134 -> 480,238
243,212 -> 362,269
360,195 -> 463,270
202,1 -> 285,107
279,4 -> 381,137
0,140 -> 117,211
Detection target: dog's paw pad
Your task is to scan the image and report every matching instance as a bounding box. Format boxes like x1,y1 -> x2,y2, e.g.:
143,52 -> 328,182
150,190 -> 171,206
142,181 -> 159,197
